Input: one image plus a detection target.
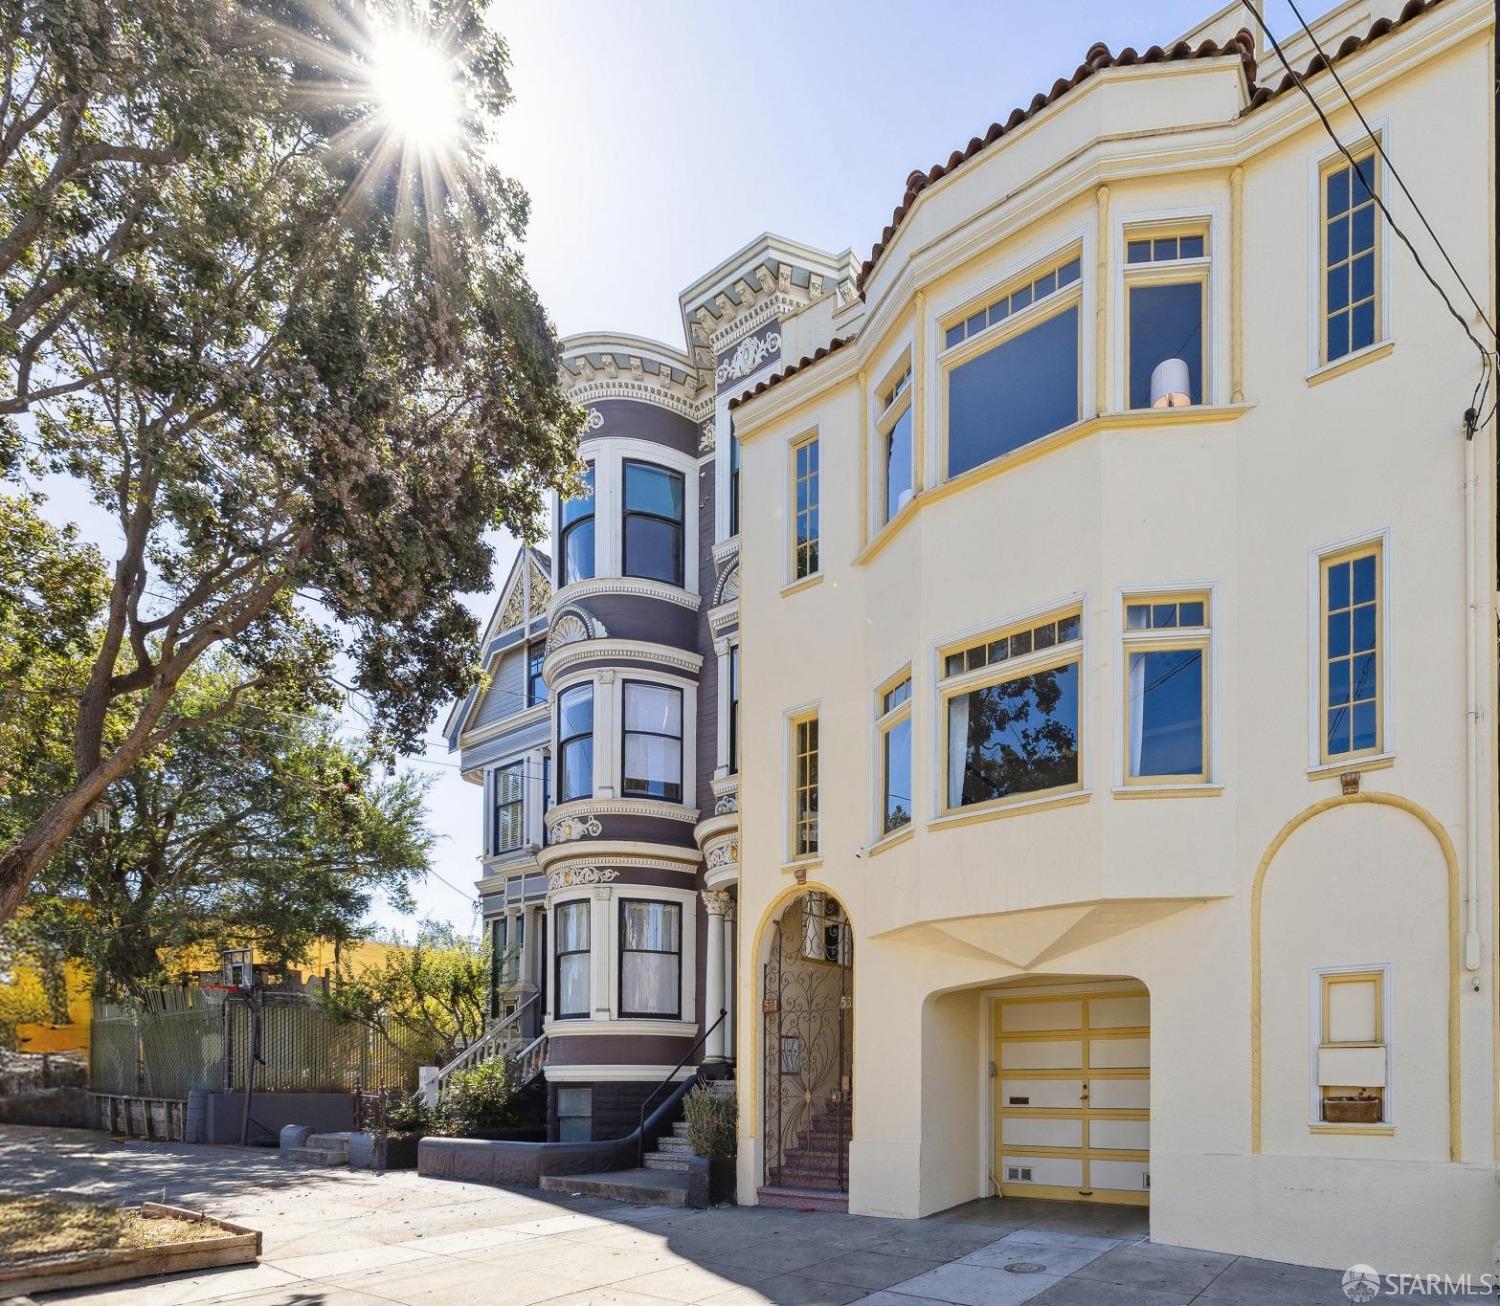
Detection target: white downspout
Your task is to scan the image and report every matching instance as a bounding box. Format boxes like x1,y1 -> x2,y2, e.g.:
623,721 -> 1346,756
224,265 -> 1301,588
1463,414 -> 1481,972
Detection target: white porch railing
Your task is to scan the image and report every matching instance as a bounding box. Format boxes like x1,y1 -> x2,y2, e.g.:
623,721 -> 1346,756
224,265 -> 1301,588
427,991 -> 545,1104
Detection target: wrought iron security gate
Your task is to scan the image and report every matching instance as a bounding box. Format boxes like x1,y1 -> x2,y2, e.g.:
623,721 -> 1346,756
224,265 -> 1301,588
762,892 -> 853,1192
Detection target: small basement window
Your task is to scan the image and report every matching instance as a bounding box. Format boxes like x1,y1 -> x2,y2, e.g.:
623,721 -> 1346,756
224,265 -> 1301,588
1316,967 -> 1389,1125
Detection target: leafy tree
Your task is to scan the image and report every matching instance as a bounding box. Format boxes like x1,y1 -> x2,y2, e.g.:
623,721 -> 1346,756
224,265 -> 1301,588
320,920 -> 487,1066
0,0 -> 583,921
12,657 -> 433,995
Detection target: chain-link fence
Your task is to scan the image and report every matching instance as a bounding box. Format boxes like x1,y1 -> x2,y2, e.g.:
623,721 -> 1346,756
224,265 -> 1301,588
90,986 -> 420,1099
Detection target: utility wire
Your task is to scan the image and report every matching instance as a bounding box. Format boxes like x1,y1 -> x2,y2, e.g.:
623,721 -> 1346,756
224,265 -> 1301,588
1282,0 -> 1495,344
1239,0 -> 1496,382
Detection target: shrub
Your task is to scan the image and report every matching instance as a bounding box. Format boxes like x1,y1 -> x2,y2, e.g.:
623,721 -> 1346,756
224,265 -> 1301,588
383,1091 -> 434,1138
438,1057 -> 516,1136
682,1084 -> 737,1159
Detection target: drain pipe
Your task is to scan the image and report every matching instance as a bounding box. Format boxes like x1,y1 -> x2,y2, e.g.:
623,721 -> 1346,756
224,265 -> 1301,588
1463,403 -> 1482,973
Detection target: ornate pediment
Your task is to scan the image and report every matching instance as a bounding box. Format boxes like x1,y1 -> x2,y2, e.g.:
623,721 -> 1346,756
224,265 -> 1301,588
546,605 -> 607,653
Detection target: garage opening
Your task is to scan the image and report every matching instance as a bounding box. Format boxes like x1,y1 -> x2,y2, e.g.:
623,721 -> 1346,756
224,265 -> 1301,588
992,980 -> 1150,1206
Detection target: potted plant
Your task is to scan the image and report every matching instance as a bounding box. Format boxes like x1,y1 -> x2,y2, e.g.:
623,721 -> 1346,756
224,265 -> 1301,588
1322,1090 -> 1383,1124
681,1084 -> 737,1208
349,1091 -> 430,1170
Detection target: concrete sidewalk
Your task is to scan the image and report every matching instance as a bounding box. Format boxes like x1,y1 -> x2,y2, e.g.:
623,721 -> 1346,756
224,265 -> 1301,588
0,1127 -> 1348,1305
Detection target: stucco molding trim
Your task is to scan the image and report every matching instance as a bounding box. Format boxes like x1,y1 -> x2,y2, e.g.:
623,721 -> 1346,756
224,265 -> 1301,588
550,576 -> 703,616
460,702 -> 549,750
544,638 -> 706,683
543,1064 -> 698,1083
1248,792 -> 1460,1163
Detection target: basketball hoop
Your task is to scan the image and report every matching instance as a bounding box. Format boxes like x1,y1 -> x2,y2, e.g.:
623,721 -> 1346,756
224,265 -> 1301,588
198,982 -> 239,1009
221,947 -> 253,991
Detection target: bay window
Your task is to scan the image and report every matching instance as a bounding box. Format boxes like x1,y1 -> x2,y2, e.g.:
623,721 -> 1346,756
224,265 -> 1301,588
619,899 -> 682,1019
556,683 -> 594,803
943,610 -> 1082,811
944,255 -> 1081,479
554,900 -> 590,1019
560,464 -> 595,586
621,681 -> 683,803
1122,594 -> 1210,784
623,460 -> 685,587
1124,227 -> 1207,409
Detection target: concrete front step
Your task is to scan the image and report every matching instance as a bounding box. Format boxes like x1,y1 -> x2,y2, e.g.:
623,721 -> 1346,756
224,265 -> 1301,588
540,1167 -> 688,1207
643,1151 -> 690,1172
284,1146 -> 349,1166
656,1135 -> 692,1154
757,1184 -> 848,1213
305,1132 -> 352,1153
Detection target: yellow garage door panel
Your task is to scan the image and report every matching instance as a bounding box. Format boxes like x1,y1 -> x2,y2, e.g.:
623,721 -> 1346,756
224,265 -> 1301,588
992,987 -> 1150,1207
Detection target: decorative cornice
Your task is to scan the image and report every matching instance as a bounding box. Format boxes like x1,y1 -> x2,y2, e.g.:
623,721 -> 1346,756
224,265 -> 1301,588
693,808 -> 739,851
710,561 -> 740,609
708,601 -> 739,639
710,536 -> 740,569
716,330 -> 782,385
538,838 -> 704,874
459,701 -> 549,750
562,375 -> 712,424
545,638 -> 706,685
550,576 -> 702,615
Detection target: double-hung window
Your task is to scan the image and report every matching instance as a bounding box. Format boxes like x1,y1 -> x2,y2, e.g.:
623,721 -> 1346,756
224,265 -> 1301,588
878,365 -> 913,525
942,609 -> 1082,811
791,712 -> 819,858
526,640 -> 547,708
621,681 -> 683,803
728,644 -> 741,774
554,900 -> 590,1019
560,464 -> 595,586
1124,228 -> 1208,408
1320,542 -> 1381,761
792,435 -> 819,580
619,899 -> 681,1019
877,672 -> 912,835
623,460 -> 685,587
1122,594 -> 1210,784
1316,966 -> 1388,1123
943,254 -> 1082,479
556,683 -> 594,803
491,760 -> 525,853
1322,147 -> 1379,363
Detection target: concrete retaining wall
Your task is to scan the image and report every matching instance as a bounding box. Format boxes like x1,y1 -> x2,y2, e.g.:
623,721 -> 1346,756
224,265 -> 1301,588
203,1091 -> 353,1144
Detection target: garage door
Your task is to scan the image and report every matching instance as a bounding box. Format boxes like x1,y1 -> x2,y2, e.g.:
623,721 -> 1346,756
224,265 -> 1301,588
992,986 -> 1149,1206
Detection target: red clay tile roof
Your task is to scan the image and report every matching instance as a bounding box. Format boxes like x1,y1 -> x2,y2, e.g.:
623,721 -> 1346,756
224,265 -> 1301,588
854,29 -> 1258,293
1244,0 -> 1446,109
732,0 -> 1447,410
727,336 -> 852,410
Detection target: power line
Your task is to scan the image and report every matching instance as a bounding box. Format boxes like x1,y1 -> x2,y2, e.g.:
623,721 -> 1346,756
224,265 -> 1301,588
1281,0 -> 1495,345
1239,0 -> 1495,385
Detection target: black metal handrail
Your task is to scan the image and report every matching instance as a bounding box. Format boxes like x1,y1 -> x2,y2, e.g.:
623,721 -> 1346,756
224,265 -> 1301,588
635,1007 -> 727,1167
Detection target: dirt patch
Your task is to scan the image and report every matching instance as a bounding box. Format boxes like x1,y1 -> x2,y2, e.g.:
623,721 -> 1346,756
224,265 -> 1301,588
0,1194 -> 232,1266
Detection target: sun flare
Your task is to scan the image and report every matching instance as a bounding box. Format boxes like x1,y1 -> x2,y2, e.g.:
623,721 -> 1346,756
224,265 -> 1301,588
371,36 -> 460,151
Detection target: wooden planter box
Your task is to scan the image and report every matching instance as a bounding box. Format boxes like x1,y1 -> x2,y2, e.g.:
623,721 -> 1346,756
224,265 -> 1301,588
1322,1096 -> 1383,1124
0,1204 -> 260,1297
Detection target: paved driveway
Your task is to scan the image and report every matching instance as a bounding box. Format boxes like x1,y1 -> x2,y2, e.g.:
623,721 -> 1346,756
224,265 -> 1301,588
0,1127 -> 1348,1305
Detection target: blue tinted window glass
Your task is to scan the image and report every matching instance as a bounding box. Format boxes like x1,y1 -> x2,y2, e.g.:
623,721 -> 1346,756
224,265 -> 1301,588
989,300 -> 1011,327
1327,215 -> 1349,264
1328,561 -> 1350,609
1327,166 -> 1350,217
1352,701 -> 1378,752
1352,554 -> 1376,603
945,324 -> 964,349
1328,610 -> 1351,658
624,462 -> 684,520
1179,601 -> 1204,627
966,311 -> 987,337
1354,154 -> 1376,202
1011,284 -> 1033,312
1153,237 -> 1178,261
1328,658 -> 1350,706
1128,648 -> 1203,777
947,663 -> 1079,806
1351,652 -> 1377,701
562,519 -> 594,585
1351,204 -> 1374,254
1327,267 -> 1349,314
884,716 -> 912,832
1127,240 -> 1152,264
1058,258 -> 1081,285
1179,235 -> 1205,259
1057,613 -> 1081,643
1327,313 -> 1350,361
1327,707 -> 1349,755
1034,271 -> 1056,299
1351,301 -> 1375,351
1351,253 -> 1374,304
561,465 -> 594,527
885,406 -> 913,522
1352,603 -> 1376,653
1128,282 -> 1203,409
1152,603 -> 1177,628
947,306 -> 1079,478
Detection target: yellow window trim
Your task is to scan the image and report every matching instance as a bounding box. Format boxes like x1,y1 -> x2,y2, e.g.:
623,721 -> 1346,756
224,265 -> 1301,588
1320,968 -> 1385,1045
938,242 -> 1086,348
1317,539 -> 1384,767
873,352 -> 915,535
1121,591 -> 1211,787
788,710 -> 820,861
787,429 -> 820,586
941,606 -> 1083,675
876,665 -> 914,842
1318,141 -> 1382,368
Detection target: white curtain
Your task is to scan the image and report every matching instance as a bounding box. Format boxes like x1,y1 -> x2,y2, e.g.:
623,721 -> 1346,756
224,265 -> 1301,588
621,902 -> 680,1015
947,693 -> 971,806
1128,651 -> 1146,778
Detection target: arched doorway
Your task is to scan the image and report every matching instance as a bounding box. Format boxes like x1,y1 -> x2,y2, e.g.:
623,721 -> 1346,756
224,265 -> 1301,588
761,890 -> 852,1194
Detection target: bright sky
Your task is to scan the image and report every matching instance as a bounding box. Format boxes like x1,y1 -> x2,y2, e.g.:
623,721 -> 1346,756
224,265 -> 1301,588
29,0 -> 1313,941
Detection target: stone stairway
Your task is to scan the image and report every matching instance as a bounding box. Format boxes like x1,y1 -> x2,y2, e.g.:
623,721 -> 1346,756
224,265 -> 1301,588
766,1095 -> 850,1194
641,1119 -> 694,1172
284,1132 -> 351,1167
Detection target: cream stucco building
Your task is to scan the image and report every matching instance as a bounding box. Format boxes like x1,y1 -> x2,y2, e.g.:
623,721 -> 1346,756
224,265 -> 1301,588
724,0 -> 1498,1276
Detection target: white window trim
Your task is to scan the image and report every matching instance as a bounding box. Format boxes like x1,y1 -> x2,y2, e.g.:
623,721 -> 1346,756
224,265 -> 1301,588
868,350 -> 914,535
1110,204 -> 1225,412
485,748 -> 548,858
1112,581 -> 1221,791
928,224 -> 1094,490
554,436 -> 701,596
928,594 -> 1088,819
544,882 -> 699,1028
1306,527 -> 1394,773
551,666 -> 699,809
1304,116 -> 1393,378
1308,962 -> 1394,1126
714,635 -> 740,779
